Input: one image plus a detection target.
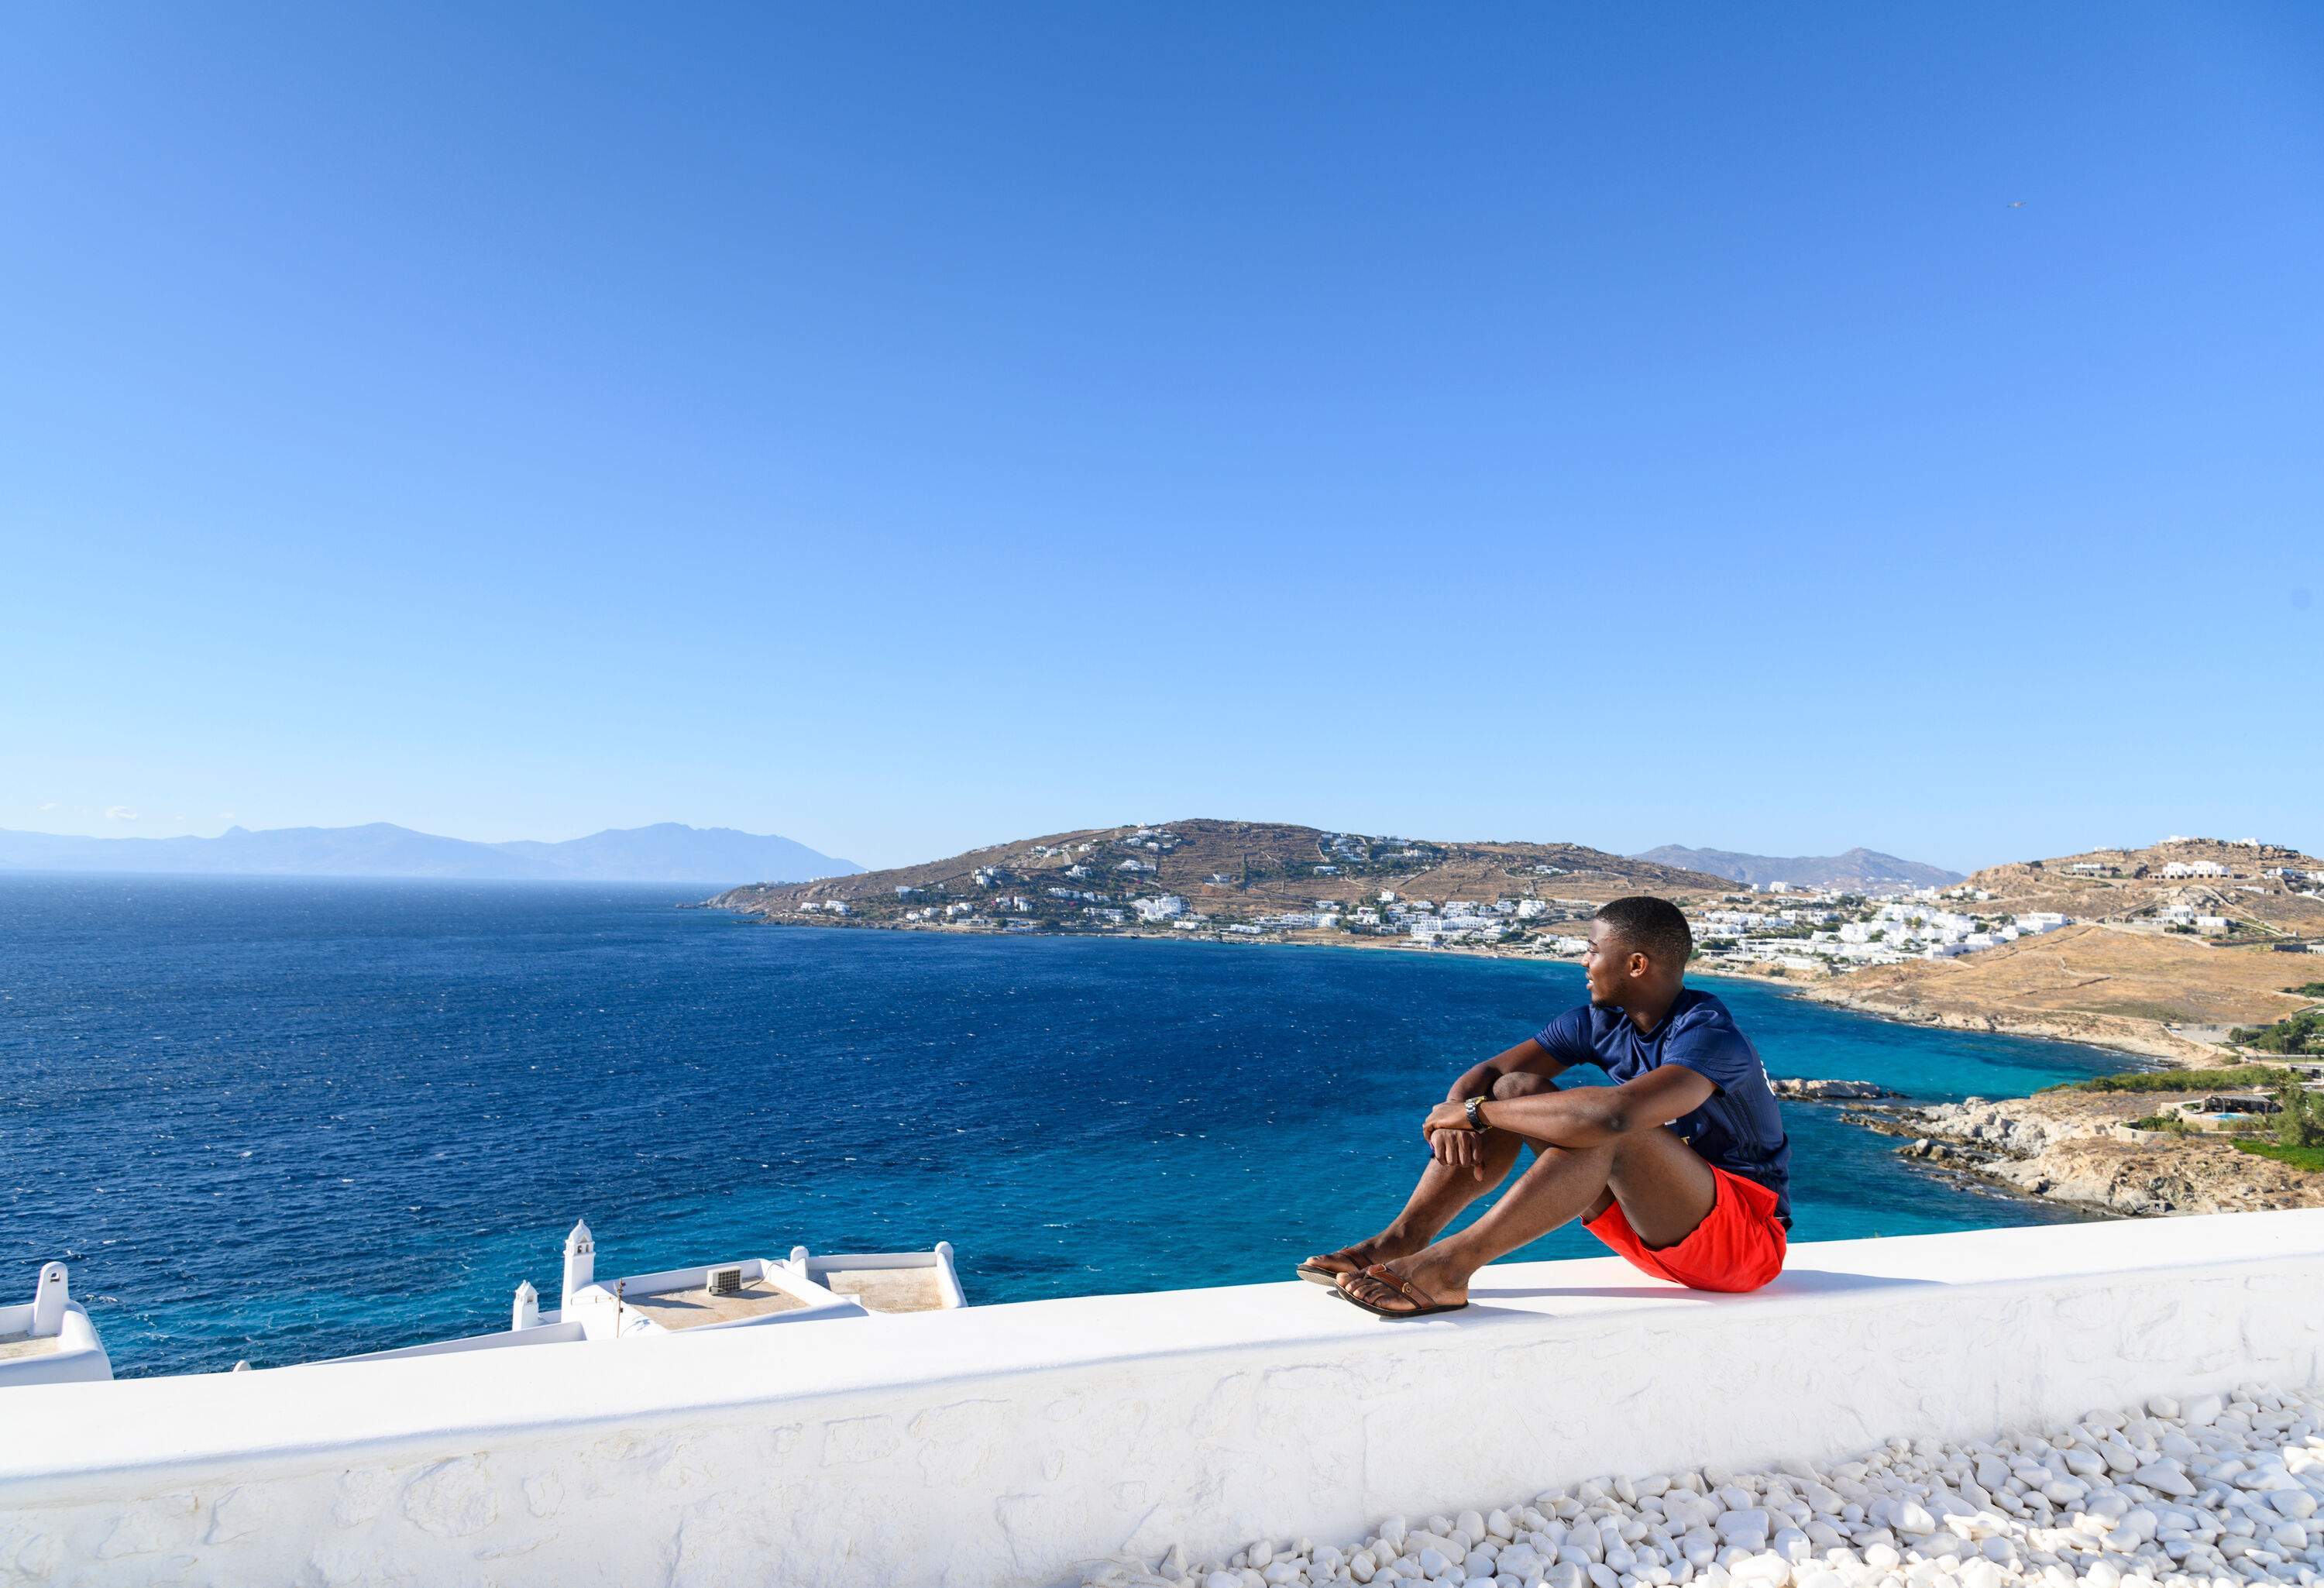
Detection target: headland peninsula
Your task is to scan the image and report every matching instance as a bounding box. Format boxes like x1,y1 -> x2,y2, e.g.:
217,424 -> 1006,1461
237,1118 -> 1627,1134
710,823 -> 2324,1221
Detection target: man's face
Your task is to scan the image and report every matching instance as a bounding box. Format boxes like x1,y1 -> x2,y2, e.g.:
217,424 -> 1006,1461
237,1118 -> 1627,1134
1582,919 -> 1635,1008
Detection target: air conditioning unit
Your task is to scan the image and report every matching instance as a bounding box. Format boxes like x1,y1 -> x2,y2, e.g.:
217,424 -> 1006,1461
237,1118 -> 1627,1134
705,1265 -> 744,1297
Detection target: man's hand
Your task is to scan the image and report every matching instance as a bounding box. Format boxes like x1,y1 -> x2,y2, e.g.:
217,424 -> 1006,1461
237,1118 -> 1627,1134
1423,1098 -> 1473,1136
1424,1098 -> 1491,1179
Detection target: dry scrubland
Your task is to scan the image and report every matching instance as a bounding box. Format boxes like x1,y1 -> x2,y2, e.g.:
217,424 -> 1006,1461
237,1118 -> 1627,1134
1801,926 -> 2319,1067
1724,838 -> 2323,1070
1963,841 -> 2324,940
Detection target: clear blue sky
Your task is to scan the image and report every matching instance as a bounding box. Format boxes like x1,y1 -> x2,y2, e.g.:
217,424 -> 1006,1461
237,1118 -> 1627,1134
5,5 -> 2319,872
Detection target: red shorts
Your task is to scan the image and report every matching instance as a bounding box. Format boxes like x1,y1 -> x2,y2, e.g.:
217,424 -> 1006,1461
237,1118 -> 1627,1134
1585,1164 -> 1788,1293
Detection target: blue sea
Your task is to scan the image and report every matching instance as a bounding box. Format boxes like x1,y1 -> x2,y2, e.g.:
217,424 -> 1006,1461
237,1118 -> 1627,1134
0,875 -> 2123,1378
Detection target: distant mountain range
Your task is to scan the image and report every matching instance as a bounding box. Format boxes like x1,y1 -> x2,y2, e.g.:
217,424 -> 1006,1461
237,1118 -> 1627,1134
0,823 -> 861,886
1631,845 -> 1965,892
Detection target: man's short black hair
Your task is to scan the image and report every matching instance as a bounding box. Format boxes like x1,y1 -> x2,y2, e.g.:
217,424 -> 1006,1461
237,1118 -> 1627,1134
1594,895 -> 1693,968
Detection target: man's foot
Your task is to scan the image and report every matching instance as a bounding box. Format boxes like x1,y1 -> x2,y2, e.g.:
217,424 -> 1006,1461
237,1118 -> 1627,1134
1294,1232 -> 1426,1286
1334,1251 -> 1473,1316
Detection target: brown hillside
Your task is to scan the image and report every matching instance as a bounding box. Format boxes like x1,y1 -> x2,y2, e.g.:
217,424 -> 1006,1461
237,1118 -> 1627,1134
1807,922 -> 2318,1064
710,818 -> 1733,934
1964,837 -> 2324,939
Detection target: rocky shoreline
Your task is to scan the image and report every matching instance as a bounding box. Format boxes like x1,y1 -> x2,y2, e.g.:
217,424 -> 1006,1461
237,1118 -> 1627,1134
1770,1078 -> 1900,1102
1836,1091 -> 2324,1219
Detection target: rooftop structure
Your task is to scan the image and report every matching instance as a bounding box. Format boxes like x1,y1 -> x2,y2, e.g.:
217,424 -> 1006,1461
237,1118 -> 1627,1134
0,1263 -> 111,1390
794,1242 -> 966,1314
311,1222 -> 964,1369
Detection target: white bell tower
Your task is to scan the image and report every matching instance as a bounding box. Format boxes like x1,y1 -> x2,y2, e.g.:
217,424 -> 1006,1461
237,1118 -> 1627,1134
561,1219 -> 596,1313
511,1280 -> 541,1332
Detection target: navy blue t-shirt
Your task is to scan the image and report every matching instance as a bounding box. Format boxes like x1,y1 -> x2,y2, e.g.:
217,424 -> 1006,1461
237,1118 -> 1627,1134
1535,988 -> 1793,1222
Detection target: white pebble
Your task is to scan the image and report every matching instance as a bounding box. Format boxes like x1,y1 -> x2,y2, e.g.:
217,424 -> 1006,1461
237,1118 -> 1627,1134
1089,1388 -> 2324,1588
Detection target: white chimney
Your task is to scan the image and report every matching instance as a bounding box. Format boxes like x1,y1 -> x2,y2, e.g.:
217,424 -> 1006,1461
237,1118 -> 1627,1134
512,1280 -> 541,1332
31,1262 -> 68,1337
561,1219 -> 596,1312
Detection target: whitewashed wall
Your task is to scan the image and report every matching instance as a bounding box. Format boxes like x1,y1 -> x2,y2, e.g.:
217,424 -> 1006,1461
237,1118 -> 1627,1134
2,1212 -> 2320,1588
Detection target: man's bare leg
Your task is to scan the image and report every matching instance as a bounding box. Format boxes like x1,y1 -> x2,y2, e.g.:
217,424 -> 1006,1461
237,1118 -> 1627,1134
1301,1073 -> 1558,1279
1339,1121 -> 1718,1311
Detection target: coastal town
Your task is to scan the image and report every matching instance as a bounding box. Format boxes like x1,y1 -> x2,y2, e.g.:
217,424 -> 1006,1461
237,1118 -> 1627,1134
714,823 -> 2324,1225
714,823 -> 2324,1028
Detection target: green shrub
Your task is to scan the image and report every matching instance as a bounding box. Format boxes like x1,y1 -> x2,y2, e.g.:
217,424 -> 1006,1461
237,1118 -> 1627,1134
2044,1064 -> 2289,1094
2127,1115 -> 2187,1133
2231,1010 -> 2324,1054
2234,1139 -> 2324,1174
2278,1079 -> 2324,1149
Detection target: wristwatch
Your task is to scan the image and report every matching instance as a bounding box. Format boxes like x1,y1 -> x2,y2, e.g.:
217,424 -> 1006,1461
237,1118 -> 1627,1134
1463,1095 -> 1490,1132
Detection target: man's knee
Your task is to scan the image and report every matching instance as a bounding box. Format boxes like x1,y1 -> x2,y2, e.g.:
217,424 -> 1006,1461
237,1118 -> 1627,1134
1490,1071 -> 1559,1102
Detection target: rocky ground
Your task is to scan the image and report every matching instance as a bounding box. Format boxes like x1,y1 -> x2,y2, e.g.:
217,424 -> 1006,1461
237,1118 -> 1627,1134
1772,1079 -> 1899,1102
1079,1386 -> 2324,1588
1838,1091 -> 2324,1218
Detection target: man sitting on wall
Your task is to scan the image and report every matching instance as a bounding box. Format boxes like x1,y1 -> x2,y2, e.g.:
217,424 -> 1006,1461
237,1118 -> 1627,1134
1300,895 -> 1791,1316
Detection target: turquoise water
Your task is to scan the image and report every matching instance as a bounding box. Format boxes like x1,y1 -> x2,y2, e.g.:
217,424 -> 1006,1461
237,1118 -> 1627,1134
0,875 -> 2122,1377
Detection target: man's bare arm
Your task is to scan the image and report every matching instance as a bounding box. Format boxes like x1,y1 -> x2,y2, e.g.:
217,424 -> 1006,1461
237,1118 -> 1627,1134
1443,1036 -> 1571,1102
1434,1037 -> 1574,1174
1428,1063 -> 1715,1153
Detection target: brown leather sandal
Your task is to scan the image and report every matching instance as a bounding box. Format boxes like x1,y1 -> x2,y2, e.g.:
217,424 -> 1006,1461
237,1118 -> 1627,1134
1335,1263 -> 1469,1319
1295,1250 -> 1367,1287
